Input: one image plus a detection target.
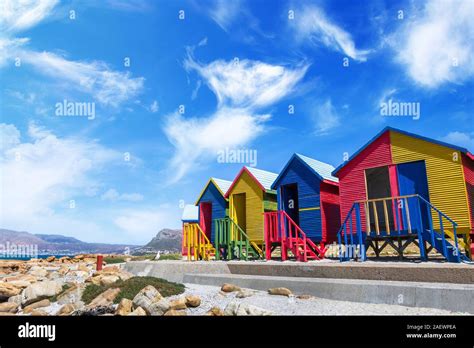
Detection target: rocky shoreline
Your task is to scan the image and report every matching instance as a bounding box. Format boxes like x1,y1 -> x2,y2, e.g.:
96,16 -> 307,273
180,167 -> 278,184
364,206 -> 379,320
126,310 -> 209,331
0,256 -> 277,316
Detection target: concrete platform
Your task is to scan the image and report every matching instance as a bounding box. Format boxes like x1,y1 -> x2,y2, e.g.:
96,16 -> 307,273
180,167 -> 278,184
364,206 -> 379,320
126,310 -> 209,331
123,259 -> 474,284
183,273 -> 474,313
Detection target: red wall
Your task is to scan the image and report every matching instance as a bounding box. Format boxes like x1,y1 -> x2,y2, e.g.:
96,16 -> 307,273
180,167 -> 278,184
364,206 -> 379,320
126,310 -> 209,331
462,154 -> 474,234
320,182 -> 341,243
336,131 -> 393,229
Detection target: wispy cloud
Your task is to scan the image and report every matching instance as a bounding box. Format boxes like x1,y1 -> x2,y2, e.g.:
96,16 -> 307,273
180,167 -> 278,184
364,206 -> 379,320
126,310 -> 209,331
17,50 -> 145,107
290,4 -> 370,62
164,53 -> 309,183
200,0 -> 271,43
0,0 -> 145,108
149,100 -> 159,113
391,0 -> 474,88
311,99 -> 341,135
184,56 -> 309,108
0,0 -> 59,33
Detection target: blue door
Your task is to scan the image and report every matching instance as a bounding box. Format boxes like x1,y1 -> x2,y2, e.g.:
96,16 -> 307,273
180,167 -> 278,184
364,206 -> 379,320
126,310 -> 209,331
396,161 -> 430,233
281,184 -> 299,224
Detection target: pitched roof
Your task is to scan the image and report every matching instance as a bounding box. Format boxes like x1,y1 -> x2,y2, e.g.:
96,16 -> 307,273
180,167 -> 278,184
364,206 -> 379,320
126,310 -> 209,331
195,177 -> 232,204
181,204 -> 198,222
332,126 -> 473,176
225,166 -> 278,197
212,178 -> 232,194
272,153 -> 338,189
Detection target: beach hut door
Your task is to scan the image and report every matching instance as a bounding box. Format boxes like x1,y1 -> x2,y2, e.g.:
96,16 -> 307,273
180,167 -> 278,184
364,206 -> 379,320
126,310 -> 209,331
365,166 -> 395,232
396,161 -> 430,233
199,202 -> 212,240
281,184 -> 299,224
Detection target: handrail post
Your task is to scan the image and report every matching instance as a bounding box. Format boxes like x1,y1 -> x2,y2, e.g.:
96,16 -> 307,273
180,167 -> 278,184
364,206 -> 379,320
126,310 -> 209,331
416,196 -> 427,261
355,204 -> 365,261
453,223 -> 460,262
439,213 -> 448,257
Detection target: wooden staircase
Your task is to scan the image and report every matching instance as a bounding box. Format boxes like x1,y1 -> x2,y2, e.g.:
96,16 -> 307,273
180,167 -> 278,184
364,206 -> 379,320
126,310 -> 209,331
183,223 -> 215,261
214,217 -> 264,260
337,194 -> 471,262
263,210 -> 326,262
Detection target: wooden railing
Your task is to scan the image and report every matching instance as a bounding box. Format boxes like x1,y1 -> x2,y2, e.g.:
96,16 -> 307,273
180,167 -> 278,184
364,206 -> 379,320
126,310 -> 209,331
337,194 -> 467,262
183,223 -> 214,261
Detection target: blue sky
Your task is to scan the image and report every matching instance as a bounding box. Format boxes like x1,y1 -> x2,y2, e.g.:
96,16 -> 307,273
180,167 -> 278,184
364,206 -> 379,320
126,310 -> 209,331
0,0 -> 472,244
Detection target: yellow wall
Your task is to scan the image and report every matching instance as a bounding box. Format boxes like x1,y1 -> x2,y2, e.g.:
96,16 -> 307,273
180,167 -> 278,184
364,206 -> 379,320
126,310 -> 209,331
229,171 -> 264,242
390,131 -> 471,233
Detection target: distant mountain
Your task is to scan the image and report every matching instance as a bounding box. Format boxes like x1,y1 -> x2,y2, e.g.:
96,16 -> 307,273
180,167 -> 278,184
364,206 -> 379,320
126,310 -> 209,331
142,228 -> 182,252
0,229 -> 139,255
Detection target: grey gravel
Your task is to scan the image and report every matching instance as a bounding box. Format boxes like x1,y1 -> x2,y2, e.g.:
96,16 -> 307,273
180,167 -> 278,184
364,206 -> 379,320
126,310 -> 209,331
169,283 -> 470,315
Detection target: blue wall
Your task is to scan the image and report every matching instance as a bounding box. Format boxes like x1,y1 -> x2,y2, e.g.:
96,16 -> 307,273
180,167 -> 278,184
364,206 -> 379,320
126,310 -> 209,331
197,182 -> 228,243
274,158 -> 323,241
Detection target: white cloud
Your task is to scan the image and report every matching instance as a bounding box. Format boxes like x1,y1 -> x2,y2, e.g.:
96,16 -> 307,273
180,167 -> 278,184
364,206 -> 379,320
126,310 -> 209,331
439,131 -> 474,151
184,57 -> 309,108
164,108 -> 269,182
0,1 -> 144,108
311,99 -> 341,135
207,0 -> 241,32
150,100 -> 159,113
291,5 -> 370,61
163,55 -> 308,183
101,188 -> 144,202
0,0 -> 58,33
392,0 -> 474,88
0,122 -> 120,232
17,51 -> 145,107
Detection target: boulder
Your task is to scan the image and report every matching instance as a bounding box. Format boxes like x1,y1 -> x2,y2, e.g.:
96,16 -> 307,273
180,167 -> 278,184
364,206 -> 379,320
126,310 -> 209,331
23,299 -> 51,314
132,285 -> 163,314
77,264 -> 90,273
46,256 -> 56,262
185,295 -> 201,308
128,306 -> 147,316
56,284 -> 85,305
0,282 -> 21,300
4,274 -> 37,284
164,309 -> 187,316
296,294 -> 313,300
206,306 -> 224,316
169,297 -> 187,310
22,281 -> 63,305
0,302 -> 19,313
221,283 -> 241,293
224,301 -> 273,316
8,294 -> 23,305
30,309 -> 48,316
99,275 -> 120,286
28,267 -> 48,278
58,265 -> 70,276
86,288 -> 120,308
236,289 -> 255,298
0,261 -> 27,274
5,280 -> 31,289
115,298 -> 133,316
148,298 -> 170,316
268,287 -> 292,297
56,303 -> 79,316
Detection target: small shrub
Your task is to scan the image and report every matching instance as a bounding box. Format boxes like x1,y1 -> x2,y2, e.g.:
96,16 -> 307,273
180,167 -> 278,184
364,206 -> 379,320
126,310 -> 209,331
81,276 -> 185,305
103,256 -> 126,264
